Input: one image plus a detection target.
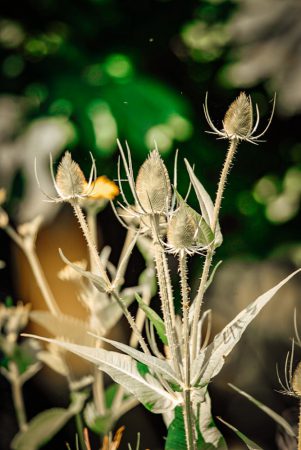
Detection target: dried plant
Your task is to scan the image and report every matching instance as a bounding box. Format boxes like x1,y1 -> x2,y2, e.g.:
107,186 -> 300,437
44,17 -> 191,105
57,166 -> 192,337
1,92 -> 301,450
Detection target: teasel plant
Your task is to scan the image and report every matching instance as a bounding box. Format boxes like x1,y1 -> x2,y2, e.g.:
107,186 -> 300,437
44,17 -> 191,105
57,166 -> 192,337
0,161 -> 158,449
23,92 -> 301,450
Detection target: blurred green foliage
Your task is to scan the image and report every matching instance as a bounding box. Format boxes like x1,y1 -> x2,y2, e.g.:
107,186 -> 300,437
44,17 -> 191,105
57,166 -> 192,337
0,0 -> 300,263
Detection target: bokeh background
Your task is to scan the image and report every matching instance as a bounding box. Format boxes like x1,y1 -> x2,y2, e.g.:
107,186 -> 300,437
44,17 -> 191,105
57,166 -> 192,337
0,0 -> 301,449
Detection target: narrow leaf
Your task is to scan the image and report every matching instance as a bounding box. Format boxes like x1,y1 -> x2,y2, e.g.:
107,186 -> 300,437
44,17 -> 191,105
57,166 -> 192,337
184,159 -> 222,246
229,384 -> 296,438
22,335 -> 180,414
192,269 -> 301,386
218,417 -> 263,450
94,335 -> 181,385
135,293 -> 167,345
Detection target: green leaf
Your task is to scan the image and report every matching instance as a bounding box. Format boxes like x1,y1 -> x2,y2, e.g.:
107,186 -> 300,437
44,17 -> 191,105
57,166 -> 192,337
228,384 -> 296,438
135,293 -> 167,345
184,159 -> 222,247
165,406 -> 226,450
218,417 -> 263,450
11,392 -> 87,450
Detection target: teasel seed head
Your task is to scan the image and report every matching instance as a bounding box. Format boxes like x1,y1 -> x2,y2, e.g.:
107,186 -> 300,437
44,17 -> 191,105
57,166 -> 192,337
223,92 -> 253,140
204,91 -> 275,144
292,361 -> 301,397
135,149 -> 171,214
56,151 -> 87,199
167,197 -> 213,255
167,203 -> 197,254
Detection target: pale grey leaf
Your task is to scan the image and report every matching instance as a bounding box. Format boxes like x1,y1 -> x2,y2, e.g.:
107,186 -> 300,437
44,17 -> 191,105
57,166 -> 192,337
192,269 -> 301,386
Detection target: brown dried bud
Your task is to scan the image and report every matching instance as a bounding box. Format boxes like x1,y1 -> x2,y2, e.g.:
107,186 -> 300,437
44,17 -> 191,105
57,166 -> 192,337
135,149 -> 171,214
56,151 -> 87,199
223,92 -> 253,139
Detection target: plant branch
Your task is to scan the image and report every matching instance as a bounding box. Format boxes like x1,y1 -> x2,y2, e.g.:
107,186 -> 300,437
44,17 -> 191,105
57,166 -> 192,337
191,139 -> 238,359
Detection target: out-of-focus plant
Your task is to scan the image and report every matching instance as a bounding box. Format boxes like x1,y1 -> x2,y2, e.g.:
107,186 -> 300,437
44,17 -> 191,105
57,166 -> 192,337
0,163 -> 159,449
23,92 -> 301,449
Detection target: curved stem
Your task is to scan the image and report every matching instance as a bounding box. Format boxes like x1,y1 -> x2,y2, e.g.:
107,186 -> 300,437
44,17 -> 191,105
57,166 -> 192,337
5,225 -> 60,316
191,139 -> 238,359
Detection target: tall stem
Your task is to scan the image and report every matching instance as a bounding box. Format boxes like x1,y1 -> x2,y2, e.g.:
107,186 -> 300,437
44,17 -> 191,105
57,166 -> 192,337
153,240 -> 182,380
86,208 -> 106,416
71,201 -> 110,286
179,253 -> 196,450
5,225 -> 60,316
191,139 -> 238,359
9,362 -> 27,432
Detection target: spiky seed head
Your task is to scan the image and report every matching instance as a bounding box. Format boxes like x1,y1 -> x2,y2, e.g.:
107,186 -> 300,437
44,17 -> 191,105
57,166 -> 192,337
56,151 -> 87,199
135,149 -> 171,214
292,362 -> 301,397
223,92 -> 253,139
167,202 -> 198,252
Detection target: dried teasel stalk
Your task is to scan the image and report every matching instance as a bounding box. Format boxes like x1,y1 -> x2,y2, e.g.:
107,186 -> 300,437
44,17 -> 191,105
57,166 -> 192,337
135,149 -> 171,214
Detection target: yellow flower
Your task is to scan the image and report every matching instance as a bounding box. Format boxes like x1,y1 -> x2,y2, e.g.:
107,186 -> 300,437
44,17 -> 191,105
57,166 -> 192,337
85,176 -> 119,200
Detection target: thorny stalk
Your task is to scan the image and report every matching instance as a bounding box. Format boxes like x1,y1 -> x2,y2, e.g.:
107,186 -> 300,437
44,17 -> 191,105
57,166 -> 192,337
179,253 -> 196,450
191,139 -> 238,359
152,236 -> 182,380
4,224 -> 60,316
86,208 -> 106,416
71,200 -> 110,286
75,411 -> 86,450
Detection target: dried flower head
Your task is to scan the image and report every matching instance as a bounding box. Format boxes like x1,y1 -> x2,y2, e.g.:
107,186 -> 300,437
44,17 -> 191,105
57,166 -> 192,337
292,362 -> 301,397
136,149 -> 171,214
204,92 -> 275,144
36,151 -> 96,203
114,141 -> 171,234
166,197 -> 213,256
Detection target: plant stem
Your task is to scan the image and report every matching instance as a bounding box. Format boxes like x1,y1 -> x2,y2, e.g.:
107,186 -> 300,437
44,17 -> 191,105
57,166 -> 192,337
191,139 -> 238,359
9,362 -> 27,432
153,239 -> 182,380
179,253 -> 196,450
71,201 -> 110,286
86,208 -> 106,416
75,412 -> 86,450
111,291 -> 150,355
5,225 -> 60,316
